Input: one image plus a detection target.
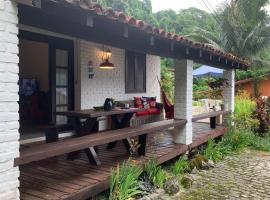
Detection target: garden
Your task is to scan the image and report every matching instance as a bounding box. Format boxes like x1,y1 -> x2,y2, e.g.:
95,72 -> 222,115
97,91 -> 270,200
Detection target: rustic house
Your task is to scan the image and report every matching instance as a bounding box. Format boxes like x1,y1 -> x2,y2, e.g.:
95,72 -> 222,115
0,0 -> 250,199
236,73 -> 270,97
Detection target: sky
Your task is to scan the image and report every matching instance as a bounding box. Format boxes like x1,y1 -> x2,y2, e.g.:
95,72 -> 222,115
152,0 -> 270,13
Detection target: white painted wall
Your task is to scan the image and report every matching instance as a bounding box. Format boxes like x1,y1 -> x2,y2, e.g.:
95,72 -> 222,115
0,0 -> 20,199
79,40 -> 161,109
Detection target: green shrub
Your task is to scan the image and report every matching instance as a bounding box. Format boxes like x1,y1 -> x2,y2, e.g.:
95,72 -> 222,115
234,91 -> 258,130
253,97 -> 270,136
192,101 -> 202,107
249,133 -> 270,151
144,157 -> 167,188
220,129 -> 252,152
171,156 -> 188,175
203,139 -> 224,162
109,159 -> 142,200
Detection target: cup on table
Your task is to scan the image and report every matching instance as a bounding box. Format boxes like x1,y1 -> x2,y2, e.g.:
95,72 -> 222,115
125,104 -> 130,109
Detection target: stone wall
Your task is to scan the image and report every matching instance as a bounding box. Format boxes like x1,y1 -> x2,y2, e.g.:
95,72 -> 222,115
0,0 -> 20,199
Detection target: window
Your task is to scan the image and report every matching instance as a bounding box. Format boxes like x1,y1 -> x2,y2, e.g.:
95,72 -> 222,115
125,50 -> 146,93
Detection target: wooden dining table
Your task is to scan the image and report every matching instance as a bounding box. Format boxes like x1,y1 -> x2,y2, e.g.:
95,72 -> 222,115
57,107 -> 146,166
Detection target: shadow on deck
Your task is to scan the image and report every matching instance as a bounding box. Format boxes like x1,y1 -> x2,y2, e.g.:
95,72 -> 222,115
19,122 -> 227,200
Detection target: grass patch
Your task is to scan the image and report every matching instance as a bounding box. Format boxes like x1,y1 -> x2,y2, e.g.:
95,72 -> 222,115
170,156 -> 188,175
109,159 -> 142,200
249,134 -> 270,151
144,156 -> 167,188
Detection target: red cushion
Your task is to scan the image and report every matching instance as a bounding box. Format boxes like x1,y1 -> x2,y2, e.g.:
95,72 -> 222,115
148,108 -> 160,115
134,97 -> 143,108
148,99 -> 156,108
136,110 -> 149,116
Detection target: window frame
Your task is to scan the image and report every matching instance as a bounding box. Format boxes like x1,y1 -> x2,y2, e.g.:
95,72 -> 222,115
125,50 -> 146,93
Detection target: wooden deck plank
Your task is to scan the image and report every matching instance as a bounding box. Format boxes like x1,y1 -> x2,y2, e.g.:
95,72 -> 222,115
19,122 -> 227,200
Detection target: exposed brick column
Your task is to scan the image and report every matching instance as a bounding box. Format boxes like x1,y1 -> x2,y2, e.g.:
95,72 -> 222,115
223,69 -> 235,112
0,1 -> 20,200
172,59 -> 193,144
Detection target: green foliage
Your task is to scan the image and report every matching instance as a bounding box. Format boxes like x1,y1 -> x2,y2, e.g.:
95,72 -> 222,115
220,129 -> 252,152
144,156 -> 167,188
160,61 -> 174,103
253,97 -> 270,136
203,139 -> 224,162
249,134 -> 270,152
192,100 -> 202,107
192,0 -> 270,83
234,91 -> 258,130
109,159 -> 142,200
171,156 -> 188,175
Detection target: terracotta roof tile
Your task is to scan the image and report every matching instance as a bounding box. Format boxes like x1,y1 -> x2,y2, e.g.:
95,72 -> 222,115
55,0 -> 250,68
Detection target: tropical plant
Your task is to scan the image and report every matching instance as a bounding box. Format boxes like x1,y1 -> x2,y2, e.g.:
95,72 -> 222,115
253,97 -> 270,136
192,0 -> 270,62
144,156 -> 167,188
171,156 -> 188,175
249,133 -> 270,151
160,59 -> 174,103
109,159 -> 142,200
191,0 -> 270,93
234,91 -> 258,130
203,139 -> 224,162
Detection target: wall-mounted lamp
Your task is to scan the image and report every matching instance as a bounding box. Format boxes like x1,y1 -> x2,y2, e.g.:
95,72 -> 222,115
99,48 -> 115,69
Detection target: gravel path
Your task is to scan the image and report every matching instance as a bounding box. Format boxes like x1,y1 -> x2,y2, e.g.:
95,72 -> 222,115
181,149 -> 270,200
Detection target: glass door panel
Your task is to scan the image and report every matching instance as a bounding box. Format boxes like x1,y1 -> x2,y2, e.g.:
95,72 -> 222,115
55,49 -> 69,125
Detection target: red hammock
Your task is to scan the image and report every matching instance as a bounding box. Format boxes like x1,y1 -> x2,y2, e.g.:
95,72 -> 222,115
158,78 -> 174,119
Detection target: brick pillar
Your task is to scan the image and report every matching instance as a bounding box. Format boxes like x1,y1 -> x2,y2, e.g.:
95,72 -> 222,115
223,69 -> 235,112
172,59 -> 193,144
0,1 -> 20,200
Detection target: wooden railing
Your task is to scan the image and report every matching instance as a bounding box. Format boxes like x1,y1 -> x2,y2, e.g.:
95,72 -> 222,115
192,110 -> 231,129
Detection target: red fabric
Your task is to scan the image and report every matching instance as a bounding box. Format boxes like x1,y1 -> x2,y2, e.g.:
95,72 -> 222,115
136,110 -> 149,116
134,97 -> 143,108
158,78 -> 174,119
148,98 -> 157,108
148,108 -> 160,115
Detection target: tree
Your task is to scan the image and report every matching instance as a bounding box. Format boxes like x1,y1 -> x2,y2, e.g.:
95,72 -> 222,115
191,0 -> 270,95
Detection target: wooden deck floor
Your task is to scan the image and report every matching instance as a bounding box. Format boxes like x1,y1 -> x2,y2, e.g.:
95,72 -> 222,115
19,122 -> 227,200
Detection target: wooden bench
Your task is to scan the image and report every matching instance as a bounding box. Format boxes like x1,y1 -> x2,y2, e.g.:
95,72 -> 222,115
15,119 -> 187,166
192,110 -> 231,128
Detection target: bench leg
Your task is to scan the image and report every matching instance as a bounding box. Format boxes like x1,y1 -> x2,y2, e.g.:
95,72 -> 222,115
138,134 -> 147,156
122,139 -> 131,152
84,147 -> 101,166
45,127 -> 58,143
210,117 -> 216,129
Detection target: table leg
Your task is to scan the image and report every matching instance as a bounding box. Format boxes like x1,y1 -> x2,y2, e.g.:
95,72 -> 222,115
84,147 -> 101,166
138,134 -> 147,156
210,116 -> 216,129
107,113 -> 134,151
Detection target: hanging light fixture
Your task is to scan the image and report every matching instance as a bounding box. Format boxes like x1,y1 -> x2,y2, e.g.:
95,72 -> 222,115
99,48 -> 114,69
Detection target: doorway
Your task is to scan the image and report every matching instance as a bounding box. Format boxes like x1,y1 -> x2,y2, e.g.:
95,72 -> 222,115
18,30 -> 74,140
